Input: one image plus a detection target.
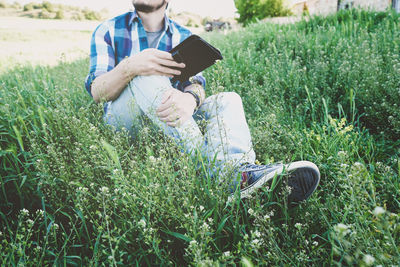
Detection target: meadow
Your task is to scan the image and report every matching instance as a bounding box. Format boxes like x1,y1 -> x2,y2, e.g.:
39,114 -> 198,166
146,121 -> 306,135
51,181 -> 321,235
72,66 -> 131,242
0,10 -> 399,266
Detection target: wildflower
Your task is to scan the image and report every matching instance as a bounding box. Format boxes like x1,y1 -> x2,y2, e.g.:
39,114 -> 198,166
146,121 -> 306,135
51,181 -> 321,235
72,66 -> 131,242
334,223 -> 350,236
248,208 -> 255,216
312,241 -> 318,246
100,186 -> 109,194
149,156 -> 156,163
201,222 -> 210,231
223,251 -> 230,257
138,219 -> 146,228
189,239 -> 197,248
199,205 -> 204,212
363,254 -> 375,266
295,223 -> 302,230
373,206 -> 385,216
251,239 -> 260,246
253,230 -> 261,238
36,209 -> 44,216
21,208 -> 29,216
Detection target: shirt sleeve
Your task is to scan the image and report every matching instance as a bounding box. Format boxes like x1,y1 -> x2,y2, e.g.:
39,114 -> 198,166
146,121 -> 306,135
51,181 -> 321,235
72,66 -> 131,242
85,23 -> 115,97
182,73 -> 206,90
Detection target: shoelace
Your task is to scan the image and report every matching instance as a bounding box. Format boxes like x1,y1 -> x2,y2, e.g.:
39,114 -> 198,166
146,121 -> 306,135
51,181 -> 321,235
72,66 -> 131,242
239,163 -> 284,189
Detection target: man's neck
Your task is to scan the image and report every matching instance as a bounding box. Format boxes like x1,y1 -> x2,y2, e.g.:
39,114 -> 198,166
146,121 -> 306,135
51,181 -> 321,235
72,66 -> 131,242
137,8 -> 166,32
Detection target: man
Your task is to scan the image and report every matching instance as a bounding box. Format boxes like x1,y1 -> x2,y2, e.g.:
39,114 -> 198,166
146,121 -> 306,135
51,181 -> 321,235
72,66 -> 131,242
85,0 -> 320,203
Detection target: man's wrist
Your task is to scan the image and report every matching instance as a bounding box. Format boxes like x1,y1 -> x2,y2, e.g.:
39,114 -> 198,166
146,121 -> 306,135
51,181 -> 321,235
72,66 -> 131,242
121,56 -> 136,83
185,90 -> 200,109
185,83 -> 205,106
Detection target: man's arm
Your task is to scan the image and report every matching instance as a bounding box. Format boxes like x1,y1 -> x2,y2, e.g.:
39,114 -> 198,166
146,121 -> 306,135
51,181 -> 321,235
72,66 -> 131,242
91,49 -> 186,103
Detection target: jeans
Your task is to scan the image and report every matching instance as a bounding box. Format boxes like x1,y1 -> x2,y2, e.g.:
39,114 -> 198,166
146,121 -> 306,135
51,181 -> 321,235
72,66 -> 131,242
104,75 -> 256,179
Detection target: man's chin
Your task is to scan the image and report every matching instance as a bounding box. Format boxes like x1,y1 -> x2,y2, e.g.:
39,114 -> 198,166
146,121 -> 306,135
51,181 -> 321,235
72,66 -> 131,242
133,1 -> 166,13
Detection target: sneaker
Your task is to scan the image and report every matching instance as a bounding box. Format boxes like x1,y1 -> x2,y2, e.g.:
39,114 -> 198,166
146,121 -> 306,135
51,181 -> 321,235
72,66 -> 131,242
229,161 -> 320,203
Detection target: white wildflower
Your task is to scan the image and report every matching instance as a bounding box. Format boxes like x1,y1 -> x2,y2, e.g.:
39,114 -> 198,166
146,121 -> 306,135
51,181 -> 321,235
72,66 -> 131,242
334,223 -> 350,236
363,254 -> 375,266
100,186 -> 109,194
223,251 -> 230,257
189,240 -> 197,248
36,209 -> 44,216
138,219 -> 146,228
373,206 -> 385,216
21,208 -> 29,216
253,230 -> 261,238
251,239 -> 260,246
248,208 -> 255,216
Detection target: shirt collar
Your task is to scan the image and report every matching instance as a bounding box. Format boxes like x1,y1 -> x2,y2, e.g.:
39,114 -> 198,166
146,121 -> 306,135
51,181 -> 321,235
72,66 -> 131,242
129,10 -> 174,34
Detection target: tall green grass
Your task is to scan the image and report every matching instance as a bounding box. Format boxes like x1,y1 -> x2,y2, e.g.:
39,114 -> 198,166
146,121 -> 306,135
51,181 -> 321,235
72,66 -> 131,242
1,9 -> 399,266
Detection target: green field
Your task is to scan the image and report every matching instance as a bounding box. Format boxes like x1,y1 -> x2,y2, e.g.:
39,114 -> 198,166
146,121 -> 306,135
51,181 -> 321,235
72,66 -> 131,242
0,10 -> 399,266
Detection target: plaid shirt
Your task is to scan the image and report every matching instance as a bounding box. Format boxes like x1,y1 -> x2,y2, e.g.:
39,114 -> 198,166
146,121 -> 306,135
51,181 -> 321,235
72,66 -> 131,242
85,11 -> 206,97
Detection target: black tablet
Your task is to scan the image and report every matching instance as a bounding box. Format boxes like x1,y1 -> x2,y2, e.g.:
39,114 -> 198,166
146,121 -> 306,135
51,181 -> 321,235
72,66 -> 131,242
169,34 -> 223,83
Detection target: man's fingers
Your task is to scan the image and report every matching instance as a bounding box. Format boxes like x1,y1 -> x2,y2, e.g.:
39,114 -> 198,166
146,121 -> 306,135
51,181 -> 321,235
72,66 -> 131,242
157,106 -> 174,118
155,65 -> 182,76
167,116 -> 187,128
161,112 -> 180,124
159,89 -> 174,105
156,58 -> 185,69
152,50 -> 175,60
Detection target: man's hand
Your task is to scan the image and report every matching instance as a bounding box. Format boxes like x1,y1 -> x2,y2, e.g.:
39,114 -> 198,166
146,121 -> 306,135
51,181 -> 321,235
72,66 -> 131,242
128,48 -> 185,78
157,89 -> 196,127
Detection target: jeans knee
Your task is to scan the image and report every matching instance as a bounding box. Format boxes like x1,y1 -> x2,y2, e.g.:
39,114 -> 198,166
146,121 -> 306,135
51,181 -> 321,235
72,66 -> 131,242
218,91 -> 243,107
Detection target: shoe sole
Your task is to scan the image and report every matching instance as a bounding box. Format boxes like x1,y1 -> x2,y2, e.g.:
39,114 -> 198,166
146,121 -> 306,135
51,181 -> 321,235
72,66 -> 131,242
228,161 -> 320,202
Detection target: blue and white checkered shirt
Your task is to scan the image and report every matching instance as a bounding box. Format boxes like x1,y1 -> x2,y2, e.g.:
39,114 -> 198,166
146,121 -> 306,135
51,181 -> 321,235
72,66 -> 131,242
85,11 -> 206,98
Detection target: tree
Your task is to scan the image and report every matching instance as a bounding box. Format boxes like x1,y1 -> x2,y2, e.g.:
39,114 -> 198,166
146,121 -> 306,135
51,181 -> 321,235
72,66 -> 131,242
42,1 -> 54,12
23,2 -> 35,11
234,0 -> 291,25
55,10 -> 64,19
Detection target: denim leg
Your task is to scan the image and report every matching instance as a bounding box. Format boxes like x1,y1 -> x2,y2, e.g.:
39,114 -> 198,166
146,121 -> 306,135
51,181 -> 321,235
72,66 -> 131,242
194,92 -> 256,177
127,75 -> 204,155
103,85 -> 143,137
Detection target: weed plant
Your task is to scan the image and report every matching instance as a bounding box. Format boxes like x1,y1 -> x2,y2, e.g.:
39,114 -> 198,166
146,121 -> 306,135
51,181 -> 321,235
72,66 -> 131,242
0,9 -> 399,266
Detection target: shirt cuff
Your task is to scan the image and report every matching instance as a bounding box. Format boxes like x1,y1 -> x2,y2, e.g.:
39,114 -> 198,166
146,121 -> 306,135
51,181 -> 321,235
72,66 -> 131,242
85,71 -> 106,97
183,75 -> 206,90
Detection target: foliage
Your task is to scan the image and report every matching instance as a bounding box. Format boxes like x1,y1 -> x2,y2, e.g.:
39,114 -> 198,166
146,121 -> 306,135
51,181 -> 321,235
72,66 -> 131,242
83,9 -> 103,21
54,10 -> 64,20
234,0 -> 292,25
0,1 -> 7,8
0,10 -> 399,266
42,1 -> 54,13
22,1 -> 106,21
23,2 -> 34,12
38,10 -> 53,19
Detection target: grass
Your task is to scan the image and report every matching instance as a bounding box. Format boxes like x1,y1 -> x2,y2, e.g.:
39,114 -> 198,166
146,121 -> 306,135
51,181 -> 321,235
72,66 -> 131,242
0,9 -> 399,266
